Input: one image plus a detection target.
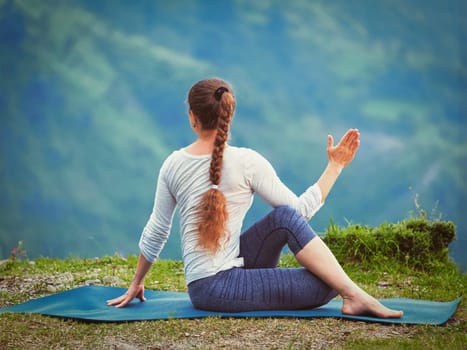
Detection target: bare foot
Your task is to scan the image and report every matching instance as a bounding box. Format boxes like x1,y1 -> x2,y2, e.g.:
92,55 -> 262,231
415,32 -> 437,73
342,291 -> 403,318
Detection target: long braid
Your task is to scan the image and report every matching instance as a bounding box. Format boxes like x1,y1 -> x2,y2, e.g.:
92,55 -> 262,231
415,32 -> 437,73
210,98 -> 232,185
188,79 -> 235,253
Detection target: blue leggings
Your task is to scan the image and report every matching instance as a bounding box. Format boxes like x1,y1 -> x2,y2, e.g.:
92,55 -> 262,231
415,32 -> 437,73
188,206 -> 338,312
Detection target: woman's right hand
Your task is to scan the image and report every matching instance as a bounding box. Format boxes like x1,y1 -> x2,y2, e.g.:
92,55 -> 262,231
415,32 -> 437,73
317,129 -> 361,203
106,282 -> 146,308
327,129 -> 360,168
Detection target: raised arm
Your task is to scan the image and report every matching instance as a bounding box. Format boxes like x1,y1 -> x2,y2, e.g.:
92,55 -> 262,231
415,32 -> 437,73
317,129 -> 360,203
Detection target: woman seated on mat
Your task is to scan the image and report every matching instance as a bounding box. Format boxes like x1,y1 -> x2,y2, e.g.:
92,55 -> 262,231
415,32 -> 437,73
107,78 -> 403,318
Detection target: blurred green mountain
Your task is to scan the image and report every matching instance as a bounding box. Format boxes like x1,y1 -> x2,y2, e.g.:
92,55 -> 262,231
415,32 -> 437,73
0,0 -> 465,269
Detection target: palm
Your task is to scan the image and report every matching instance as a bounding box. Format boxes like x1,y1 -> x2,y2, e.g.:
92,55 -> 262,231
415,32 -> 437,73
327,129 -> 360,168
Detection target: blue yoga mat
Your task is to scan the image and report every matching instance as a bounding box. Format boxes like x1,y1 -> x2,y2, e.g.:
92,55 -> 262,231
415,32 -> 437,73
0,286 -> 461,325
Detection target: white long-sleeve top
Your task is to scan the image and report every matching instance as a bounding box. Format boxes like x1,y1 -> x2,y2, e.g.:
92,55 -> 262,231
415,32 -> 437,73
139,146 -> 323,285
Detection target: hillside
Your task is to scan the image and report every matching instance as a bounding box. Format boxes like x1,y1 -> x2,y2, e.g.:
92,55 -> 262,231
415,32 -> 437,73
0,0 -> 465,268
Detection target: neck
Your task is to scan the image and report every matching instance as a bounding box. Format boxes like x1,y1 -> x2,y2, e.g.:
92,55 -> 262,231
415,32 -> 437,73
186,130 -> 218,155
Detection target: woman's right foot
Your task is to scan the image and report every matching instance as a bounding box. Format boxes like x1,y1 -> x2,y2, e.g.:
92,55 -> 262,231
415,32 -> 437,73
341,290 -> 403,318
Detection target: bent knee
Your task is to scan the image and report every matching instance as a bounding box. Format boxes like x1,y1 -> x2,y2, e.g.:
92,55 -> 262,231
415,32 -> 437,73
272,205 -> 300,219
271,205 -> 307,228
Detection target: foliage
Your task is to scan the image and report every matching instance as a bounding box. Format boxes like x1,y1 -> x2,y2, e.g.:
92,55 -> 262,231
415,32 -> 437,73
322,216 -> 456,271
8,240 -> 27,261
0,250 -> 465,349
1,215 -> 465,349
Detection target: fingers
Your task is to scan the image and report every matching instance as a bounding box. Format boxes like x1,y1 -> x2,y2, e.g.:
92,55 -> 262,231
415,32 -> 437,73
327,129 -> 360,167
136,286 -> 146,302
339,129 -> 360,154
327,134 -> 334,150
137,290 -> 147,302
341,128 -> 359,145
106,288 -> 146,308
350,129 -> 361,152
115,299 -> 129,308
331,129 -> 360,149
106,295 -> 126,306
350,137 -> 360,152
108,295 -> 132,308
115,297 -> 132,308
106,295 -> 134,308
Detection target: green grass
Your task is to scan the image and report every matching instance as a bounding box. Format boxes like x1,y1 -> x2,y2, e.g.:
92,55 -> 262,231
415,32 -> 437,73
1,253 -> 465,350
1,217 -> 465,349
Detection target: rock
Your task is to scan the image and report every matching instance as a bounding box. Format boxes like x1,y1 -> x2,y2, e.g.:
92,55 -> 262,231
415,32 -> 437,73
85,279 -> 101,286
377,281 -> 391,288
58,272 -> 74,284
47,285 -> 57,293
103,276 -> 124,285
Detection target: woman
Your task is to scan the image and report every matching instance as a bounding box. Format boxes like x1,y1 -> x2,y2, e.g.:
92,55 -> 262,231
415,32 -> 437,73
108,78 -> 403,318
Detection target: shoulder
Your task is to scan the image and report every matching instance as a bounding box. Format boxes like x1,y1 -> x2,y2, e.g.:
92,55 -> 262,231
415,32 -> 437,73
164,148 -> 199,163
226,146 -> 275,174
161,149 -> 180,165
226,146 -> 265,161
159,149 -> 186,173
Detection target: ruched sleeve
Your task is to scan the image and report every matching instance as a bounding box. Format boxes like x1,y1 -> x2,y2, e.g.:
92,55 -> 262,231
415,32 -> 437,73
245,150 -> 323,220
138,156 -> 177,262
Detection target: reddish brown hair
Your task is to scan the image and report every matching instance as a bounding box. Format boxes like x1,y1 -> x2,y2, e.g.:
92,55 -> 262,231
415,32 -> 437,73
188,78 -> 235,253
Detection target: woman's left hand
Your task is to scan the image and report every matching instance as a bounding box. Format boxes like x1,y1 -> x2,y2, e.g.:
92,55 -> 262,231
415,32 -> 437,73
327,129 -> 360,168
